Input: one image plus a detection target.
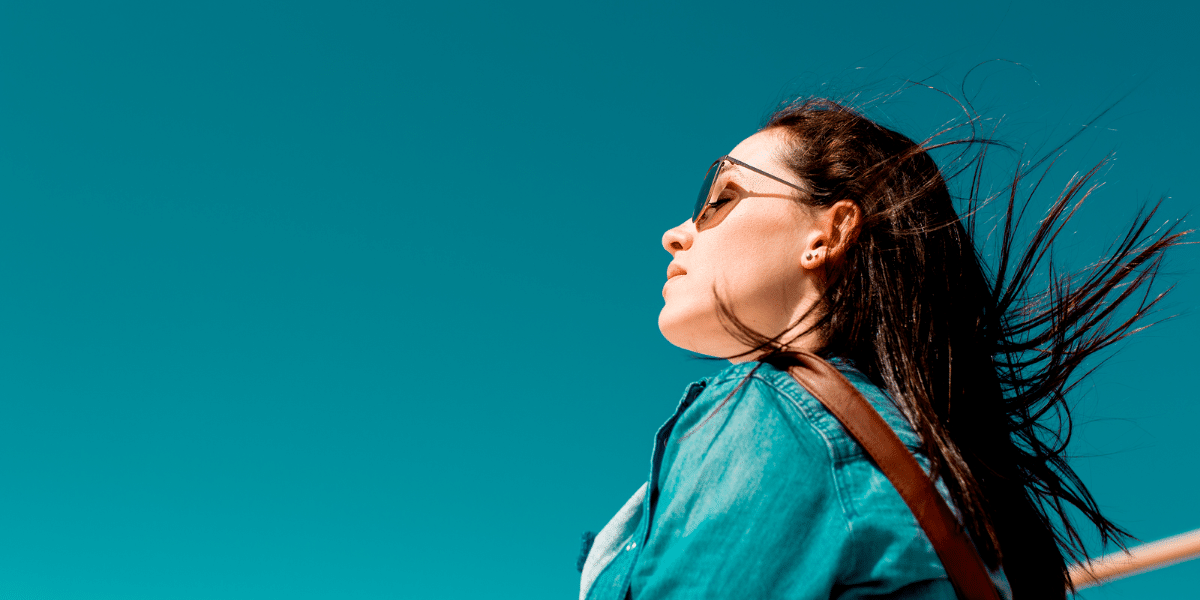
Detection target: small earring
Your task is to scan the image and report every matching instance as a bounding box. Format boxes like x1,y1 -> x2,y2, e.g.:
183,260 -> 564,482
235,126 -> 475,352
805,253 -> 813,260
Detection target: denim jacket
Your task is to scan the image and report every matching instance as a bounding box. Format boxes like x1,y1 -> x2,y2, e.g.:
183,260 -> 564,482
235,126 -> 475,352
579,360 -> 1010,600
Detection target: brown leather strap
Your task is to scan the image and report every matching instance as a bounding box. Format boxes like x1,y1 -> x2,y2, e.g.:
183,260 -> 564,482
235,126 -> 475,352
786,351 -> 1001,600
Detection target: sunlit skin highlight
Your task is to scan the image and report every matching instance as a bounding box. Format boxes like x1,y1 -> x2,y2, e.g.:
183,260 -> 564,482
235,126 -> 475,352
658,128 -> 861,361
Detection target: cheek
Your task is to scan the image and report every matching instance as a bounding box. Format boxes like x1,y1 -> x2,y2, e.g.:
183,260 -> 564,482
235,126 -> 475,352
721,232 -> 804,296
708,226 -> 809,331
657,204 -> 810,354
721,260 -> 804,327
658,234 -> 803,347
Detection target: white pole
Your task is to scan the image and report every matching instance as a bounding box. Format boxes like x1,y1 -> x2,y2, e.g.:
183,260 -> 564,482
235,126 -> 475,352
1069,528 -> 1200,590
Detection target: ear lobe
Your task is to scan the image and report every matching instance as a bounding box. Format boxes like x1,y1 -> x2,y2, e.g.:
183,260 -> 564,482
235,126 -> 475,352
800,240 -> 827,270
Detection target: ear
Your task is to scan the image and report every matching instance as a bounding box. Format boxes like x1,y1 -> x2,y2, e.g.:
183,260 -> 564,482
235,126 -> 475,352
799,200 -> 862,271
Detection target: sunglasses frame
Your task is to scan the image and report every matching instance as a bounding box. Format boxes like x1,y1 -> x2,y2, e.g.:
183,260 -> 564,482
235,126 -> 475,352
692,155 -> 808,223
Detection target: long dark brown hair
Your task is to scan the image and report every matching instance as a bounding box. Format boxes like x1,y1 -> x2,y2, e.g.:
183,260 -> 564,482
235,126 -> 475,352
715,97 -> 1188,598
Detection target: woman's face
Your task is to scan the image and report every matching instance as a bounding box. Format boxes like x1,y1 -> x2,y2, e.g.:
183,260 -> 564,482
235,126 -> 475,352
659,129 -> 827,360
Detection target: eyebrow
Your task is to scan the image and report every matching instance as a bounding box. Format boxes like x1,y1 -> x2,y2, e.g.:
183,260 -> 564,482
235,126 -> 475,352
725,156 -> 806,192
718,167 -> 745,185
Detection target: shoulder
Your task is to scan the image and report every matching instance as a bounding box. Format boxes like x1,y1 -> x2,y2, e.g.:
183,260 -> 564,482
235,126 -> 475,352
669,360 -> 955,593
642,360 -> 960,596
674,359 -> 921,460
669,361 -> 840,467
654,361 -> 855,531
657,359 -> 913,534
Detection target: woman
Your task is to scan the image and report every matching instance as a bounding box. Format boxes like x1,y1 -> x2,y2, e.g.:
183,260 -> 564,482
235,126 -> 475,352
578,98 -> 1185,599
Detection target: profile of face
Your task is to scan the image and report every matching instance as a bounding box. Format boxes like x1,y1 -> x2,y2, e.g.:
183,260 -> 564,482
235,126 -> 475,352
658,128 -> 859,360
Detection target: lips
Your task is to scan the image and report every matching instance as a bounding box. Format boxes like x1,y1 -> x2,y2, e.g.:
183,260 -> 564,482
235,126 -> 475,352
667,264 -> 686,280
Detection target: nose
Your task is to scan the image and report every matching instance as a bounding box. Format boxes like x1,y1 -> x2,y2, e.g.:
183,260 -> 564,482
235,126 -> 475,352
662,220 -> 693,256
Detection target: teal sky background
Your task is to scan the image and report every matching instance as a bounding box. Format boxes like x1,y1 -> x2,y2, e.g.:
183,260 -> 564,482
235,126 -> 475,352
0,1 -> 1196,598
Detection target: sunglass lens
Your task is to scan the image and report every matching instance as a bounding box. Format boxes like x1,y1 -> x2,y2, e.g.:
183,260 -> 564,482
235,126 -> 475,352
692,161 -> 722,222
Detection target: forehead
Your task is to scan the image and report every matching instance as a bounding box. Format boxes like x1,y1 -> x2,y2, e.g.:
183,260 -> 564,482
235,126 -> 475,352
727,128 -> 790,174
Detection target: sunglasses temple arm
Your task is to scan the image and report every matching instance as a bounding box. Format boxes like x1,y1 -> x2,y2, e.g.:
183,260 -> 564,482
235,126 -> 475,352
728,157 -> 806,193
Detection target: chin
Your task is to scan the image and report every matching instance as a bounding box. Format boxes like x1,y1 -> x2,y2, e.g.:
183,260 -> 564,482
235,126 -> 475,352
658,307 -> 740,358
658,307 -> 700,353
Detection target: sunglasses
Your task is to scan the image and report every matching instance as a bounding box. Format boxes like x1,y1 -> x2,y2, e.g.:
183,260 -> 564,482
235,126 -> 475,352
692,155 -> 807,223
